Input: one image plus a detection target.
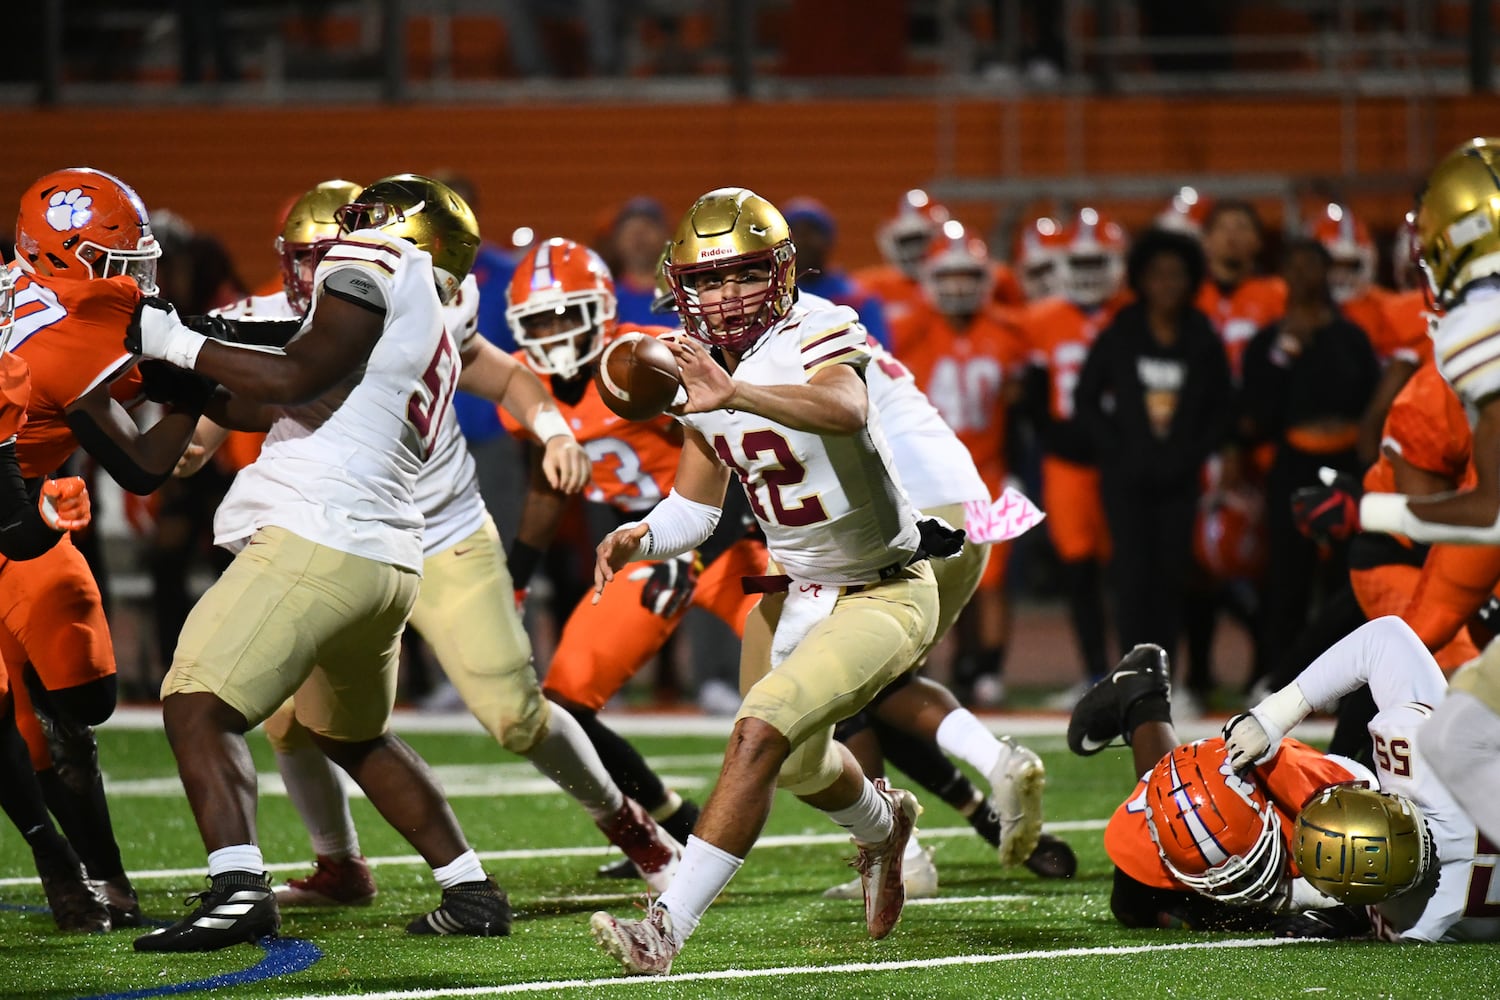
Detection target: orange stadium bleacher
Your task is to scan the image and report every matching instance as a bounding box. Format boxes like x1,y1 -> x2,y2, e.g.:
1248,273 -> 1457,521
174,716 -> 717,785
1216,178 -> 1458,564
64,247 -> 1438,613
5,93 -> 1497,288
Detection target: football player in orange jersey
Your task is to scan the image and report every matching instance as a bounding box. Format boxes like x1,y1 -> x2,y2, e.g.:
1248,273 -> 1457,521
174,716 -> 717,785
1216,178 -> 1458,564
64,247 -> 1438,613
853,189 -> 951,334
498,238 -> 768,860
894,221 -> 1030,705
3,167 -> 215,931
1194,199 -> 1287,379
1013,212 -> 1070,303
1018,208 -> 1130,694
0,264 -> 104,932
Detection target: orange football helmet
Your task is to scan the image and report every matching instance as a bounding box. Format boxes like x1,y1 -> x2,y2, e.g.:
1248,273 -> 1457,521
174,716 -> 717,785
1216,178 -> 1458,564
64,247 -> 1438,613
1063,207 -> 1127,309
15,168 -> 160,293
506,237 -> 618,379
1014,214 -> 1069,302
1143,740 -> 1288,906
877,188 -> 952,278
920,220 -> 995,319
1311,203 -> 1376,303
1193,487 -> 1266,582
1156,186 -> 1211,239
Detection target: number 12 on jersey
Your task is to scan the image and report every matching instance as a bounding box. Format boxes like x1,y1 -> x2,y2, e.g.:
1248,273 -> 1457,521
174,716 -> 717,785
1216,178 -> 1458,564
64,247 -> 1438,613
711,430 -> 829,528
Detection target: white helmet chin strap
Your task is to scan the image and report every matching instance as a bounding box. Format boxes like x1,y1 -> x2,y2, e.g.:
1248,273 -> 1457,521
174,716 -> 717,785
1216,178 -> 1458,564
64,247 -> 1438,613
545,343 -> 582,381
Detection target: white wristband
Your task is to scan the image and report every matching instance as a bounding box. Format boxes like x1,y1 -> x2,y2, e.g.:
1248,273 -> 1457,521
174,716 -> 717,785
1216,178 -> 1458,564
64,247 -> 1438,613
1359,492 -> 1411,535
531,407 -> 573,444
161,329 -> 208,371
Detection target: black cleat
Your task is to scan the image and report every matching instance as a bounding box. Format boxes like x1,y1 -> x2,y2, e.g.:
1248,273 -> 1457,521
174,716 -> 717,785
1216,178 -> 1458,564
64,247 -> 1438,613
94,874 -> 143,928
134,871 -> 278,952
1023,833 -> 1078,879
596,855 -> 641,880
38,857 -> 110,933
1066,644 -> 1171,756
406,878 -> 511,937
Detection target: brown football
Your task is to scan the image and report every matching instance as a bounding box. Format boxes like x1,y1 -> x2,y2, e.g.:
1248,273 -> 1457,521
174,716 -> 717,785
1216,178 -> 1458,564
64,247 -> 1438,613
595,333 -> 683,421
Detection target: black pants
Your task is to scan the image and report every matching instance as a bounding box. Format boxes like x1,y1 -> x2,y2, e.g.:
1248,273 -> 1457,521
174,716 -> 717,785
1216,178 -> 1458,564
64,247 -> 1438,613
1259,446 -> 1359,684
1102,484 -> 1197,658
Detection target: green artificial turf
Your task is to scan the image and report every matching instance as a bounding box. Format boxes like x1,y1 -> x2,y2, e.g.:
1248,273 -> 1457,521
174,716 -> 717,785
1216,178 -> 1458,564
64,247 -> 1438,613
0,726 -> 1493,999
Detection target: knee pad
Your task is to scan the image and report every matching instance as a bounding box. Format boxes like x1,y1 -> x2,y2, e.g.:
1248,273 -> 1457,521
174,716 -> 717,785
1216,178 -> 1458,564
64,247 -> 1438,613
776,738 -> 843,797
43,675 -> 117,728
494,696 -> 552,755
261,698 -> 311,754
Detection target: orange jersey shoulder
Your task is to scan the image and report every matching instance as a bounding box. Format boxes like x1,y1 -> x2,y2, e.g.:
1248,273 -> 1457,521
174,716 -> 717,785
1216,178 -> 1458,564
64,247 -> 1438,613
1196,275 -> 1287,374
9,271 -> 141,476
1379,289 -> 1435,366
0,354 -> 31,442
1020,298 -> 1119,421
1363,360 -> 1472,494
854,264 -> 927,333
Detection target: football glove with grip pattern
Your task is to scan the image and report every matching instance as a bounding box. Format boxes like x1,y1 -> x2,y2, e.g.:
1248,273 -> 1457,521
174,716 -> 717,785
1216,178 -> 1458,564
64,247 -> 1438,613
630,553 -> 700,618
39,478 -> 90,532
1290,467 -> 1362,544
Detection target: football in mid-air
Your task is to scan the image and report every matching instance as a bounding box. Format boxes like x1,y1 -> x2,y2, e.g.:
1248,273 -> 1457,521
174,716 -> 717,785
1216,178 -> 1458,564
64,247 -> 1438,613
595,333 -> 682,420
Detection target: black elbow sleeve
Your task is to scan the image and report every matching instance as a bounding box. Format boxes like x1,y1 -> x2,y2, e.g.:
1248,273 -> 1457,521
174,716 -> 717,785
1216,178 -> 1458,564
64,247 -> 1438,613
64,410 -> 172,495
0,446 -> 63,561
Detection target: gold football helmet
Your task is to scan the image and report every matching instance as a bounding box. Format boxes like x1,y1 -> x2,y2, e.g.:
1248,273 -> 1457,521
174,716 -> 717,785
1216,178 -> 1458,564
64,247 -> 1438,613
336,174 -> 480,305
1294,784 -> 1433,906
1415,137 -> 1500,308
276,179 -> 362,316
664,187 -> 796,351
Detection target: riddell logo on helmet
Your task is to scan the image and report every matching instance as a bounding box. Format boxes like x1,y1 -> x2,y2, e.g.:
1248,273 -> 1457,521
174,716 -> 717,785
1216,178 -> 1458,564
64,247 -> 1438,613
696,246 -> 737,261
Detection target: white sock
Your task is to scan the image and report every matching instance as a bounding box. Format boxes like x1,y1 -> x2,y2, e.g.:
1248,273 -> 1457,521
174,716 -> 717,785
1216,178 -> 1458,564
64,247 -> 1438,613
655,835 -> 743,945
524,710 -> 625,821
432,849 -> 486,889
276,745 -> 361,860
903,832 -> 925,862
826,778 -> 893,845
936,709 -> 1003,776
207,844 -> 265,877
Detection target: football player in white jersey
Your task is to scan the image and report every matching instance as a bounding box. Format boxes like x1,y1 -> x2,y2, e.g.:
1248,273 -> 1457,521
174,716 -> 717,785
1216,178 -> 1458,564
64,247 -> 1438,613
1291,139 -> 1500,849
1226,616 -> 1500,942
123,175 -> 511,952
588,188 -> 962,975
179,182 -> 684,914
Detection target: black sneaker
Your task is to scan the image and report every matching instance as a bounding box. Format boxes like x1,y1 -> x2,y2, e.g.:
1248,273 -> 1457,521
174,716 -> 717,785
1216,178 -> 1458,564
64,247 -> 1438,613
134,871 -> 278,952
595,855 -> 640,880
1066,643 -> 1171,756
1023,833 -> 1078,879
406,878 -> 510,936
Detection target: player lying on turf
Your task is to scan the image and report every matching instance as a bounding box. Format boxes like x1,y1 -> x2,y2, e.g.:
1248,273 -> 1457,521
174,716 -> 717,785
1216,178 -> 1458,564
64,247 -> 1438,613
1070,617 -> 1499,940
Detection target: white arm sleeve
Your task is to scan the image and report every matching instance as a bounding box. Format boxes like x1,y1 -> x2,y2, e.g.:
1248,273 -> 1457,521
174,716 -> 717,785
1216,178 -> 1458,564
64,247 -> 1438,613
629,489 -> 721,561
1361,492 -> 1500,544
1295,616 -> 1448,713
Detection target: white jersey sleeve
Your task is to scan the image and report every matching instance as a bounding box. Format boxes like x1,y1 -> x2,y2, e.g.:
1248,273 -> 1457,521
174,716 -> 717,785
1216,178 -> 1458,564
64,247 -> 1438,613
1433,286 -> 1500,406
443,273 -> 482,352
1294,616 -> 1447,713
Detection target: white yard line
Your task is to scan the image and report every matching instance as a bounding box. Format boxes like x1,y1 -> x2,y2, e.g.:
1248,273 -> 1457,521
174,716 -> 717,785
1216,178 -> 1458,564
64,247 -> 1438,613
904,894 -> 1032,906
286,938 -> 1308,999
99,706 -> 1333,741
0,821 -> 1107,888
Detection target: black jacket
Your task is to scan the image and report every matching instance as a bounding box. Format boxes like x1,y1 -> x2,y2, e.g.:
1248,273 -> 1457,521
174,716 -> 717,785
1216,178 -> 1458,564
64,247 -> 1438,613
1074,302 -> 1233,496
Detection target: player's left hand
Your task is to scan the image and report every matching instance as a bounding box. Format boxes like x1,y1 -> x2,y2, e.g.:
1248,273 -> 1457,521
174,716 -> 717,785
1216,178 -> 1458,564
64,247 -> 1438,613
39,477 -> 90,532
593,522 -> 650,603
138,359 -> 218,410
1222,712 -> 1274,770
541,436 -> 590,495
629,553 -> 700,617
1290,467 -> 1362,543
667,338 -> 735,414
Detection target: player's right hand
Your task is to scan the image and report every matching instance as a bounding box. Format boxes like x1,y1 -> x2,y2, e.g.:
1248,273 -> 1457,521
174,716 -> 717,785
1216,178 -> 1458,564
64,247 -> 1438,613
593,522 -> 650,604
125,296 -> 184,359
629,553 -> 700,618
39,477 -> 90,532
1290,467 -> 1362,543
542,435 -> 590,495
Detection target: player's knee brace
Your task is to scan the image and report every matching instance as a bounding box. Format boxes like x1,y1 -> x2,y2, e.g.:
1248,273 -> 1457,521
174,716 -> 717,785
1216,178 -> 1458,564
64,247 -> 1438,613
26,670 -> 117,728
777,739 -> 843,797
261,698 -> 312,754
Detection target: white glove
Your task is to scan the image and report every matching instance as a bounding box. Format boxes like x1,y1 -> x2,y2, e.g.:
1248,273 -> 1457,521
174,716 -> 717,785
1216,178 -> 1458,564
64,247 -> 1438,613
130,299 -> 207,370
1223,682 -> 1312,769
